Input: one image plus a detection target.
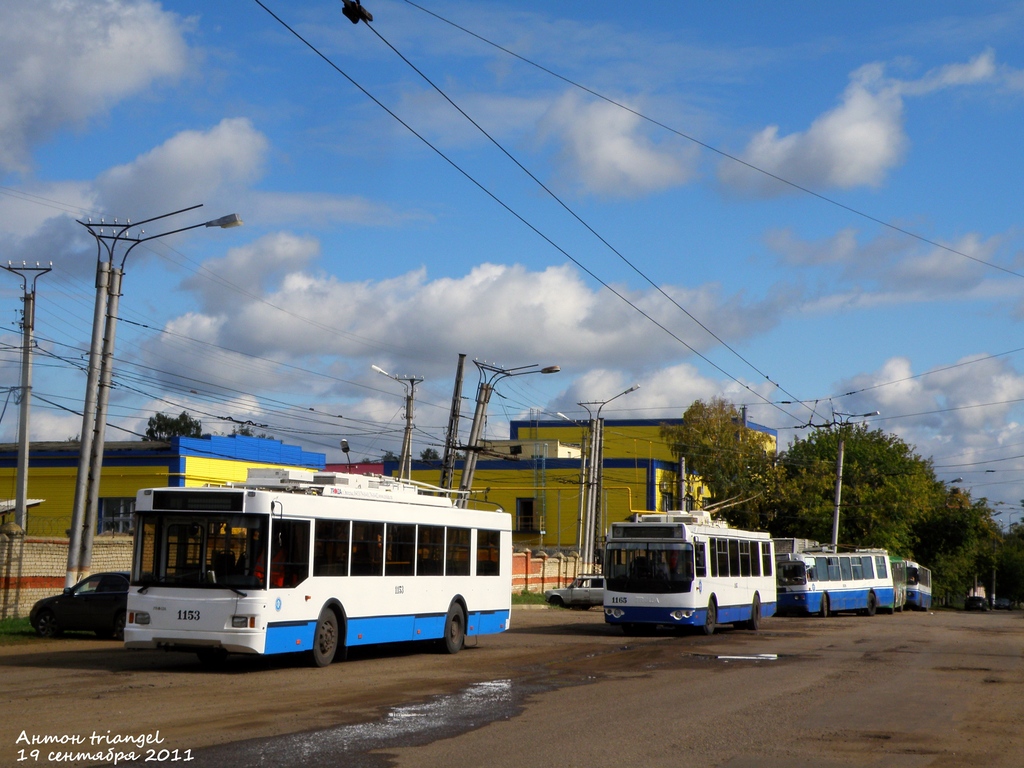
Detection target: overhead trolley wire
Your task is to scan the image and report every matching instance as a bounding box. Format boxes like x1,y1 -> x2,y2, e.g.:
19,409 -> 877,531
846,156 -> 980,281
250,0 -> 805,428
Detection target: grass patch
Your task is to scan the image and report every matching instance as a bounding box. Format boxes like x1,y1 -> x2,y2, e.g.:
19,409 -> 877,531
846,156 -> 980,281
511,590 -> 549,606
0,617 -> 36,644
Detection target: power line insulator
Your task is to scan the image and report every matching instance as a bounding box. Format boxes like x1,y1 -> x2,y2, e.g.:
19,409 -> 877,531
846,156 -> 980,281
342,0 -> 373,24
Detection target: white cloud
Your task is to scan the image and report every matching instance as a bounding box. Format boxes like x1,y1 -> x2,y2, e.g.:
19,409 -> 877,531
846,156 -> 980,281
138,260 -> 792,401
720,51 -> 1002,195
0,0 -> 189,173
94,118 -> 268,219
831,355 -> 1024,494
721,63 -> 906,193
540,91 -> 698,197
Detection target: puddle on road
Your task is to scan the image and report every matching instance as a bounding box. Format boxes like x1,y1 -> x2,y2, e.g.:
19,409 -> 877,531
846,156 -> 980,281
117,679 -> 539,768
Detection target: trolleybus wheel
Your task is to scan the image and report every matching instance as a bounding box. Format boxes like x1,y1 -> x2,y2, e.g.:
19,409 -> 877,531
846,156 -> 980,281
702,598 -> 717,636
441,603 -> 466,654
864,591 -> 877,617
312,609 -> 339,667
818,593 -> 830,618
745,594 -> 761,631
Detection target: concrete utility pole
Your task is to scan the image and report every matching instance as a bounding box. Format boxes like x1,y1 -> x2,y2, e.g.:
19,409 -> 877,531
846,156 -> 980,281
67,206 -> 242,586
372,365 -> 423,481
457,361 -> 559,508
3,262 -> 51,531
578,384 -> 638,571
439,354 -> 466,490
829,410 -> 879,551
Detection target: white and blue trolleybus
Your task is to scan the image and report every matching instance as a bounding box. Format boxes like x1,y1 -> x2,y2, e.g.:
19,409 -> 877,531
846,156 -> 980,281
603,512 -> 776,635
775,547 -> 897,617
904,560 -> 932,610
125,469 -> 512,666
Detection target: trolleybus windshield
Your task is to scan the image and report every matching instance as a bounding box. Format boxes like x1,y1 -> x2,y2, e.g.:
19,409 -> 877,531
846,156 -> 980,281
606,542 -> 694,594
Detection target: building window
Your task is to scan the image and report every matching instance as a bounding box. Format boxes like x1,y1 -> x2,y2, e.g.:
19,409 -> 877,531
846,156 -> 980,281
100,497 -> 135,534
515,498 -> 537,532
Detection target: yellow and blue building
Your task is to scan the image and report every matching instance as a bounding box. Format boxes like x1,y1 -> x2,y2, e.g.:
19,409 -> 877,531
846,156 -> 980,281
0,435 -> 325,536
395,417 -> 778,551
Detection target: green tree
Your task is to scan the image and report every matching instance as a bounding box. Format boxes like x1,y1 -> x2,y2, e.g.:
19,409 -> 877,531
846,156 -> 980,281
419,447 -> 440,461
231,423 -> 274,440
145,411 -> 203,441
913,487 -> 998,602
775,424 -> 943,555
996,522 -> 1024,604
661,397 -> 781,528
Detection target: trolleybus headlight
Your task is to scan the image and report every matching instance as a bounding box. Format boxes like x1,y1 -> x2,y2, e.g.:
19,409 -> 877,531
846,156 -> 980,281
231,615 -> 256,628
605,607 -> 624,618
669,609 -> 694,621
131,611 -> 151,625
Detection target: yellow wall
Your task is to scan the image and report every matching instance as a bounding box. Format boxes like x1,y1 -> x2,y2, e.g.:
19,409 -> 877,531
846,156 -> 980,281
2,459 -> 322,537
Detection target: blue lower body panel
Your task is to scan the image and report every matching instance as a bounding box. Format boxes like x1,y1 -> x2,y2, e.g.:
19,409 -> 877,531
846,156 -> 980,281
265,620 -> 316,654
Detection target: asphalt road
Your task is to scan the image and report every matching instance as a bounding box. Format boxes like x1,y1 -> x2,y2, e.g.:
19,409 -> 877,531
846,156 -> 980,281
2,606 -> 1021,767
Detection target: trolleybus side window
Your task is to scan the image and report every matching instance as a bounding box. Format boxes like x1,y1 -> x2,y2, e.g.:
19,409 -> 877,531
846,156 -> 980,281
268,519 -> 310,588
351,521 -> 385,576
417,525 -> 444,576
761,541 -> 773,576
477,529 -> 501,576
728,539 -> 740,576
851,556 -> 864,580
739,541 -> 752,577
827,557 -> 840,580
840,556 -> 853,581
861,556 -> 875,579
386,523 -> 416,577
447,527 -> 472,576
694,540 -> 707,578
314,520 -> 350,577
875,555 -> 887,578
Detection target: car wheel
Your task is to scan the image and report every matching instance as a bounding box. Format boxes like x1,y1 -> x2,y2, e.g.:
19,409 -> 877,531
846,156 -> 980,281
112,611 -> 126,641
549,595 -> 564,608
35,609 -> 61,638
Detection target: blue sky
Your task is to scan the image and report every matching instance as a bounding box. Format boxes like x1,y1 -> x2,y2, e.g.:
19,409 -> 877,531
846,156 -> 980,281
2,0 -> 1024,519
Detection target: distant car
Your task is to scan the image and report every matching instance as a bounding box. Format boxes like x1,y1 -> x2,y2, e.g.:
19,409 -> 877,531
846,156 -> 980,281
544,575 -> 604,609
964,595 -> 989,612
993,597 -> 1012,610
30,572 -> 129,640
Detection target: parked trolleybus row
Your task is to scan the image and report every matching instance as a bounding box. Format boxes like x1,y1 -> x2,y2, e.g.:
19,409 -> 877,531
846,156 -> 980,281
121,469 -> 934,665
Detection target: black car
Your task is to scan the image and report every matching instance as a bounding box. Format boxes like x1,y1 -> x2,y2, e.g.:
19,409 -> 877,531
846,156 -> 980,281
964,595 -> 989,612
30,572 -> 129,640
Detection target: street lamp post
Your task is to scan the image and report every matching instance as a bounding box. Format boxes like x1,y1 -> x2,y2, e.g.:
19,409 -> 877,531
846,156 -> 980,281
830,410 -> 879,551
578,384 -> 639,570
456,361 -> 559,508
372,365 -> 423,481
66,205 -> 242,587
